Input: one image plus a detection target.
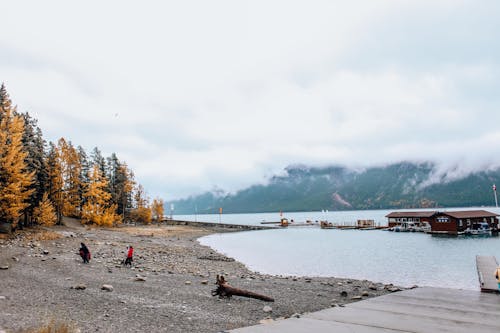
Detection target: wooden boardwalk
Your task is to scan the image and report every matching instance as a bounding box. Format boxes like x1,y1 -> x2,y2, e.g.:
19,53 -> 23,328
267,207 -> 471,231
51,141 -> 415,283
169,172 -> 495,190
476,255 -> 499,293
230,287 -> 500,333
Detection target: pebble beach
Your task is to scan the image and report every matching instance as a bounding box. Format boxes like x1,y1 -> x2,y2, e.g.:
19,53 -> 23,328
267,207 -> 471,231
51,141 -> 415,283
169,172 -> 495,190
0,222 -> 402,332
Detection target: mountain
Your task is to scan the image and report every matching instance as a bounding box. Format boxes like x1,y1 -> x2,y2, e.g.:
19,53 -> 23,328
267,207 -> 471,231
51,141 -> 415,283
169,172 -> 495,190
170,162 -> 500,214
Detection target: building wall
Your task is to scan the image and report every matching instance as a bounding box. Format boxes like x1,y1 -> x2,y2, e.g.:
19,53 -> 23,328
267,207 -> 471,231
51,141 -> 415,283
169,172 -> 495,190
430,215 -> 458,234
387,213 -> 499,233
387,217 -> 432,228
460,217 -> 499,231
431,215 -> 499,234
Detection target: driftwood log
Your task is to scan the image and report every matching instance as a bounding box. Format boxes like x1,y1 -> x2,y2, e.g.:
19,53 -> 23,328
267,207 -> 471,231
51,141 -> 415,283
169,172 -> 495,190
212,275 -> 274,302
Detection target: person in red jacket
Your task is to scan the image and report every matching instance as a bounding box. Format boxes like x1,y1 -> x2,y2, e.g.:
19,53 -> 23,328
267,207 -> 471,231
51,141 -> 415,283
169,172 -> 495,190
124,245 -> 134,267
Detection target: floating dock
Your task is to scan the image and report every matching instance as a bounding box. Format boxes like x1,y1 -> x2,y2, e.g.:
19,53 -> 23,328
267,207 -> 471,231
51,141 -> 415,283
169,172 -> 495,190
476,255 -> 500,293
163,219 -> 274,231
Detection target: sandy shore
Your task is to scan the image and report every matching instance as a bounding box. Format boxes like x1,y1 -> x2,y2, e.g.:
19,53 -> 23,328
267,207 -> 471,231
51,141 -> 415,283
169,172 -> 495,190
0,221 -> 402,333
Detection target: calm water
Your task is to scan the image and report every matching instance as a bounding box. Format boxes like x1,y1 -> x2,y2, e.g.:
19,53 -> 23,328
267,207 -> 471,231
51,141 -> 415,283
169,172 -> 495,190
182,207 -> 500,290
175,206 -> 500,227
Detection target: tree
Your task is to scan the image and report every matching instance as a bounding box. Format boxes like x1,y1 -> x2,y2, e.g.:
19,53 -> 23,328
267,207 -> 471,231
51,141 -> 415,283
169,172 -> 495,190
112,162 -> 135,219
33,192 -> 57,226
77,145 -> 90,209
0,84 -> 35,227
81,165 -> 121,227
46,142 -> 64,224
21,112 -> 48,226
90,147 -> 106,176
58,138 -> 82,217
130,184 -> 151,224
151,197 -> 165,222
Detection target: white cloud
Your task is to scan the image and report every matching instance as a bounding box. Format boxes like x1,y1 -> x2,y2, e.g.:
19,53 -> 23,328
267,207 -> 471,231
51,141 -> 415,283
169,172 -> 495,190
1,0 -> 500,199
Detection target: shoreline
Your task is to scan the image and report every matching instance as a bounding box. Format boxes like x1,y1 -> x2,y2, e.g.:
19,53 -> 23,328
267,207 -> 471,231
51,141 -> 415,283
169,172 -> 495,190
0,223 -> 401,332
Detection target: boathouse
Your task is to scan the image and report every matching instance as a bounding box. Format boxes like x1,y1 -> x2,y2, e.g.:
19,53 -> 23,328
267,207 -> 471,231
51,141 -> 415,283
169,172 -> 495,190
430,210 -> 499,235
386,211 -> 436,228
386,210 -> 499,234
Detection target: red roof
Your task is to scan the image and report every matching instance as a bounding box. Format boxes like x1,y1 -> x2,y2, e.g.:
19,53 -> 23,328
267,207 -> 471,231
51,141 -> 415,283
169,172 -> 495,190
385,211 -> 437,218
439,210 -> 498,219
386,210 -> 499,219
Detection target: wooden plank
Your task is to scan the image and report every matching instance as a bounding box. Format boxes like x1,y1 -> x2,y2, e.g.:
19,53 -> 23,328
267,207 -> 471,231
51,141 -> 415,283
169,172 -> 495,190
349,297 -> 500,327
307,305 -> 500,333
229,287 -> 500,333
476,255 -> 499,293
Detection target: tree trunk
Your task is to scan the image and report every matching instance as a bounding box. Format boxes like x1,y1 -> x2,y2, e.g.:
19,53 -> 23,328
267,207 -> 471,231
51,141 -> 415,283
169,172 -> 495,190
212,275 -> 274,302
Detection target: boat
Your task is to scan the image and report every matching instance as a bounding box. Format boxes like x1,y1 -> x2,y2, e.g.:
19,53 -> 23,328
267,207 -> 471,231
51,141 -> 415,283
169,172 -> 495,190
388,221 -> 431,232
417,222 -> 432,233
280,218 -> 289,227
465,222 -> 491,235
320,221 -> 335,229
394,222 -> 417,232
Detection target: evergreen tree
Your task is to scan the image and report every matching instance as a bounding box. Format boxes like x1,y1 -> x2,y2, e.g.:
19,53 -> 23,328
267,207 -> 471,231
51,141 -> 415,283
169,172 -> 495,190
20,112 -> 47,226
90,147 -> 106,176
107,153 -> 120,205
0,84 -> 35,227
77,145 -> 90,209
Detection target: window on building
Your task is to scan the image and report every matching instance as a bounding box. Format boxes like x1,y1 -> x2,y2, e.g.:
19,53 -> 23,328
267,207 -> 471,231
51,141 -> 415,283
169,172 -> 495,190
437,217 -> 449,223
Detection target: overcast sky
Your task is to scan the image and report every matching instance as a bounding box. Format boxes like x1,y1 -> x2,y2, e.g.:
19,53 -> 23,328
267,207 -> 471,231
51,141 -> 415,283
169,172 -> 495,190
1,1 -> 499,200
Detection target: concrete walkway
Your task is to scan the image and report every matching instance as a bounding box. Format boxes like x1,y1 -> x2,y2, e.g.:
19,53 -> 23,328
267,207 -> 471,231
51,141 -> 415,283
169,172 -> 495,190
230,287 -> 500,333
477,255 -> 499,292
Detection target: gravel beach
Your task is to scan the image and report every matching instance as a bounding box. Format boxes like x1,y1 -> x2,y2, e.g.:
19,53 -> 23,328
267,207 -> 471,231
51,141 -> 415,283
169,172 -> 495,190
0,221 -> 402,333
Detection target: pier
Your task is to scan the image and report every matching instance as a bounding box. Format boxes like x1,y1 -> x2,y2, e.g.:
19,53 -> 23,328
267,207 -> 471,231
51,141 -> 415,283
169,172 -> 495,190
476,255 -> 500,293
230,287 -> 500,333
163,219 -> 274,231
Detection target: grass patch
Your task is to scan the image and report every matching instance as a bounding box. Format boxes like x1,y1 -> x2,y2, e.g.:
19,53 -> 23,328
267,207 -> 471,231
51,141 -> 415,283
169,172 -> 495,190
26,319 -> 78,333
25,230 -> 62,241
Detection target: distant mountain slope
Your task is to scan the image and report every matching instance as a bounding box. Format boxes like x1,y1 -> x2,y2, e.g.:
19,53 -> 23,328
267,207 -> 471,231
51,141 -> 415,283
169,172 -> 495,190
170,162 -> 500,214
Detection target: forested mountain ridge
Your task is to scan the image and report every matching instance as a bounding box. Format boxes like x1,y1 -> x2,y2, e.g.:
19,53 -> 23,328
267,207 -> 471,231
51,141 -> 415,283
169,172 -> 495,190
171,162 -> 500,214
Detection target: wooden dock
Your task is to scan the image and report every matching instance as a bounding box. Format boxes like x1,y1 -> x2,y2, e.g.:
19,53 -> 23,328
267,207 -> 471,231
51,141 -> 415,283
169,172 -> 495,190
476,255 -> 500,293
229,287 -> 500,333
162,219 -> 274,231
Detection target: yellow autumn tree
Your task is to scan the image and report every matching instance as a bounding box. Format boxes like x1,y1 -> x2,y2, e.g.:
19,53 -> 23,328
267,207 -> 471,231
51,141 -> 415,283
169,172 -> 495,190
33,192 -> 57,226
151,197 -> 165,222
130,184 -> 152,224
0,84 -> 34,227
46,142 -> 64,224
81,165 -> 121,227
58,138 -> 82,217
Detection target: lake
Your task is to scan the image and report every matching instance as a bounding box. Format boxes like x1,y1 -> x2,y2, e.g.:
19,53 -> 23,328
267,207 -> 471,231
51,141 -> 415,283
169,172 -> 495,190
178,207 -> 500,290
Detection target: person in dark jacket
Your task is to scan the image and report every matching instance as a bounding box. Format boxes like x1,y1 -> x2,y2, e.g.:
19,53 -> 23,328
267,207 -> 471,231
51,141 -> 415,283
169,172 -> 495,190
124,245 -> 134,267
79,243 -> 90,264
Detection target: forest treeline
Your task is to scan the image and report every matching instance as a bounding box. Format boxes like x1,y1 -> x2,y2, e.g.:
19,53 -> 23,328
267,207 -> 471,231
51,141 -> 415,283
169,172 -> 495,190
0,83 -> 164,231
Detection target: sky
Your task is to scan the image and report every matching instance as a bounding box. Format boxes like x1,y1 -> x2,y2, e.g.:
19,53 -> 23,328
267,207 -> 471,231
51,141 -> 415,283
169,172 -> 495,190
1,0 -> 500,200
